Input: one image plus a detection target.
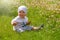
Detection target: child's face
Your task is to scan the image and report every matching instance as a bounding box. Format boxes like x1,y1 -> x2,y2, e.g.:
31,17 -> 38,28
18,10 -> 26,18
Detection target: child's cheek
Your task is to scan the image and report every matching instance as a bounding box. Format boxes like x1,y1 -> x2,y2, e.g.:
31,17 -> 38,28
18,13 -> 21,16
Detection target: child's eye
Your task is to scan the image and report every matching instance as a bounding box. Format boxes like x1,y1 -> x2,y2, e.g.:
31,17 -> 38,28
19,11 -> 25,13
22,11 -> 25,13
19,11 -> 21,13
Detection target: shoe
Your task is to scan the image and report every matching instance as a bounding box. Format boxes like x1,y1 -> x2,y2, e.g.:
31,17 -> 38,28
39,24 -> 44,29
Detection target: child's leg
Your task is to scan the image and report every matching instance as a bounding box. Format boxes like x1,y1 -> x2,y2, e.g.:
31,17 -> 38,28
32,27 -> 41,30
32,24 -> 44,30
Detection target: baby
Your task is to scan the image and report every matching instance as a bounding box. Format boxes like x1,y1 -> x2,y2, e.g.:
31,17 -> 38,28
11,6 -> 44,32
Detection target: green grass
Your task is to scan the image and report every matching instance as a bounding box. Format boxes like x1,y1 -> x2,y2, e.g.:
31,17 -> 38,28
0,0 -> 60,40
0,11 -> 60,40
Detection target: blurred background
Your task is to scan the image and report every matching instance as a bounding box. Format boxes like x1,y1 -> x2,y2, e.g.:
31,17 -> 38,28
0,0 -> 60,16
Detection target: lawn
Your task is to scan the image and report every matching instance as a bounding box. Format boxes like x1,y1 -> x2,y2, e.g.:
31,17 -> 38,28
0,0 -> 60,40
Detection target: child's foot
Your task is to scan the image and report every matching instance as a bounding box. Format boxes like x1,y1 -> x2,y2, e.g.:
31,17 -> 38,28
38,24 -> 44,30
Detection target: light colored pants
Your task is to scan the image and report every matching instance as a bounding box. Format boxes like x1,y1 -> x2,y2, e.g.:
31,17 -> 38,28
13,26 -> 33,32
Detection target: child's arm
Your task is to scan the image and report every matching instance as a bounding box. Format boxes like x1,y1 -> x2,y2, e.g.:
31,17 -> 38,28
11,21 -> 18,26
26,21 -> 31,25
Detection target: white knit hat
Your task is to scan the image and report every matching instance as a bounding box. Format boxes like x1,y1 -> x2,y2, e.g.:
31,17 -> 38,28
18,6 -> 27,14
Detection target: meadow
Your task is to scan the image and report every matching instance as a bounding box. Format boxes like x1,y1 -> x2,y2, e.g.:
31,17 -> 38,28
0,0 -> 60,40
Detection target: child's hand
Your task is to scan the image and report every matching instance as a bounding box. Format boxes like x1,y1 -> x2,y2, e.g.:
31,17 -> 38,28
26,21 -> 31,25
12,22 -> 18,26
